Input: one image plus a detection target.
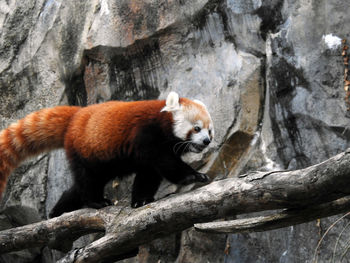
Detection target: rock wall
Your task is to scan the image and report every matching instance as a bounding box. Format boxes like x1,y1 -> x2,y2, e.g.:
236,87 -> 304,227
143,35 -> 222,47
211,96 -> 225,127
0,0 -> 349,262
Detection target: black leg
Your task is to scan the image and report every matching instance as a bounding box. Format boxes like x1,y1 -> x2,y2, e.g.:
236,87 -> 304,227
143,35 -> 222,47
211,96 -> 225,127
49,186 -> 83,218
74,166 -> 112,209
49,173 -> 111,218
51,155 -> 112,217
131,168 -> 162,208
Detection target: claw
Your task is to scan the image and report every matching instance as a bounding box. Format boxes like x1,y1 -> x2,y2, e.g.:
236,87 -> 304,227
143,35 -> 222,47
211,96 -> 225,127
196,173 -> 209,182
131,197 -> 154,208
179,173 -> 210,185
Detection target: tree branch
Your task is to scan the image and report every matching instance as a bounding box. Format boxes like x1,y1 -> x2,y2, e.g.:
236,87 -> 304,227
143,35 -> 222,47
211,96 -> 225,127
0,209 -> 105,253
1,149 -> 350,262
194,196 -> 350,234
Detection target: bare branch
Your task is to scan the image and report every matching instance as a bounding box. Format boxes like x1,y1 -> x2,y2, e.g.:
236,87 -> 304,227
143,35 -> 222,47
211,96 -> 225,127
0,209 -> 105,253
1,149 -> 350,262
194,196 -> 350,234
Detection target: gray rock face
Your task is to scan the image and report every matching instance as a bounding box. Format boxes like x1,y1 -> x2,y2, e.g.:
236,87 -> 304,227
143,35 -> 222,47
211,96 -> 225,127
0,0 -> 349,262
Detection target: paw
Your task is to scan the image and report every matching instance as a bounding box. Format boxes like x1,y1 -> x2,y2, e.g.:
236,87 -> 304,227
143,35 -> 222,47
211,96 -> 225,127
179,173 -> 210,185
131,197 -> 154,208
195,173 -> 210,183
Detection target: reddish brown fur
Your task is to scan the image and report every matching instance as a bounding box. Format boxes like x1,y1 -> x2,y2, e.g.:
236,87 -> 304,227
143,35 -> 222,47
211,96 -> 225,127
0,100 -> 172,196
64,100 -> 169,161
0,106 -> 80,195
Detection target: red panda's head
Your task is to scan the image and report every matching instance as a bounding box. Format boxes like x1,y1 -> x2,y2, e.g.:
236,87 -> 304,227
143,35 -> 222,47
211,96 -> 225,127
161,92 -> 214,153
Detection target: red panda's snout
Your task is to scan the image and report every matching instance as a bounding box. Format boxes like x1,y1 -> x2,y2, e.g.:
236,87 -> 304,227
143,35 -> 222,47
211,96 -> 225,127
188,126 -> 213,153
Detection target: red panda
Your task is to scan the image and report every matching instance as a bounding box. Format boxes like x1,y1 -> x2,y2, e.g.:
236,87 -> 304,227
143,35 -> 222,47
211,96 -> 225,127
0,92 -> 214,217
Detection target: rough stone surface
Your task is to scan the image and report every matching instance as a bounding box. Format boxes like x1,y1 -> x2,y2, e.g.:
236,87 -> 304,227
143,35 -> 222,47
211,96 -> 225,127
0,0 -> 350,262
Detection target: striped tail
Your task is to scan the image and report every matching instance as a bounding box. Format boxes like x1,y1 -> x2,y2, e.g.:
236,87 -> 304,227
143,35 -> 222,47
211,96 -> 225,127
0,106 -> 80,196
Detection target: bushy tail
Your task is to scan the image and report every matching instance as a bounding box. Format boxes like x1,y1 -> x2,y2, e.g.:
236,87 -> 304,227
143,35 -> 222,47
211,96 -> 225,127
0,106 -> 80,196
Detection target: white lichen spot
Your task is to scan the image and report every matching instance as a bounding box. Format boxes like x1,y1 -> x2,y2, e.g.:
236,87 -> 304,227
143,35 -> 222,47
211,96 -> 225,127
322,34 -> 342,49
240,182 -> 253,191
100,0 -> 110,15
249,132 -> 260,147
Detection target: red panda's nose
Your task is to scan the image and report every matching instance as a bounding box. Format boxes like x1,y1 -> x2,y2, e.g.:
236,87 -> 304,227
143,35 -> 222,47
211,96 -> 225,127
203,138 -> 211,145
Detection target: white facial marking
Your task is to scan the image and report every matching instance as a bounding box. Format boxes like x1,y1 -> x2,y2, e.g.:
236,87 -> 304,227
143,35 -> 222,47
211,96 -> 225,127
172,108 -> 192,140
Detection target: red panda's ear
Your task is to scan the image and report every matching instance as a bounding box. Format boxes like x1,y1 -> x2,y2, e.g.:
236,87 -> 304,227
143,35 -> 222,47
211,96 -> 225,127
161,91 -> 180,112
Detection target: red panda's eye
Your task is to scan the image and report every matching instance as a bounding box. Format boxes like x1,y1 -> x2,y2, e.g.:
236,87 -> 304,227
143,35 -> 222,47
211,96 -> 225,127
194,126 -> 201,132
